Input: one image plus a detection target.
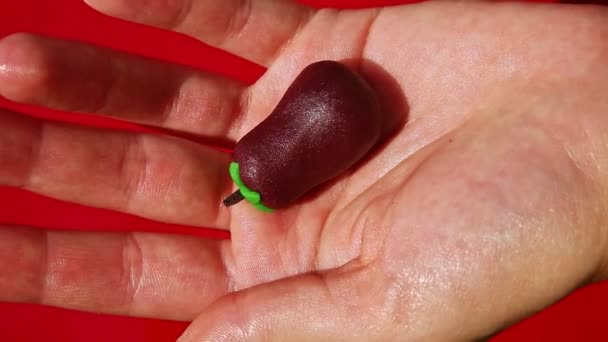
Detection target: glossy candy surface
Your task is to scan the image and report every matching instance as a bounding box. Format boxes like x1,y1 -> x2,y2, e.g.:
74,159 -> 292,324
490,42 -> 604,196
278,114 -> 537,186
229,60 -> 386,209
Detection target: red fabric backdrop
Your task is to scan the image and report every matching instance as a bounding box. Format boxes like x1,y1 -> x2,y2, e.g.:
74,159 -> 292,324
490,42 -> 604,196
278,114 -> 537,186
0,0 -> 606,341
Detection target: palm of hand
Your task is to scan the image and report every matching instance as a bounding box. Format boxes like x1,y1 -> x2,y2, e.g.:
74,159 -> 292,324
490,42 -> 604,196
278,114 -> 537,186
0,1 -> 607,341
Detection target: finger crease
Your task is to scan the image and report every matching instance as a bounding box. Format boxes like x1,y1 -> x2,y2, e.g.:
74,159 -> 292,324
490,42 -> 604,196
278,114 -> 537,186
122,232 -> 144,316
38,230 -> 51,305
233,86 -> 253,138
89,53 -> 119,114
225,0 -> 253,44
169,0 -> 193,32
161,73 -> 190,127
22,119 -> 46,190
356,8 -> 381,70
311,207 -> 334,271
119,134 -> 148,211
266,6 -> 316,65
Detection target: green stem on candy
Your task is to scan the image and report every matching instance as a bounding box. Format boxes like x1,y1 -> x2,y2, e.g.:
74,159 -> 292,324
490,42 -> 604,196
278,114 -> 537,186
226,162 -> 274,213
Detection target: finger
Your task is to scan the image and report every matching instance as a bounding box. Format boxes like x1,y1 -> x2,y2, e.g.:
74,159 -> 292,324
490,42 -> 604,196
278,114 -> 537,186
178,270 -> 385,341
83,0 -> 315,66
0,225 -> 231,321
0,33 -> 246,140
0,110 -> 232,228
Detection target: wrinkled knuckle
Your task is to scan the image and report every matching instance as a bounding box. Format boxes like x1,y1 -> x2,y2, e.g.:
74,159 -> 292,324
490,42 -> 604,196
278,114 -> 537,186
233,86 -> 253,137
166,0 -> 192,30
168,74 -> 242,136
120,233 -> 144,315
118,134 -> 149,210
223,0 -> 253,44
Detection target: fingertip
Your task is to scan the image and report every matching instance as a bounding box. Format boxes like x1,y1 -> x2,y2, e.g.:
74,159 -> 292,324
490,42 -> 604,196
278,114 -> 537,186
0,33 -> 52,104
82,0 -> 124,17
83,0 -> 166,26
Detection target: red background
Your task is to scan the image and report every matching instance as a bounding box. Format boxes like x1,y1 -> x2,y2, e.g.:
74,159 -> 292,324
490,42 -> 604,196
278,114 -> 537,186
0,0 -> 606,341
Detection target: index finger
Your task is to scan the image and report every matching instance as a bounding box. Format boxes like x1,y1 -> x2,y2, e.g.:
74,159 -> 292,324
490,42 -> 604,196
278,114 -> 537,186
0,33 -> 247,140
83,0 -> 315,66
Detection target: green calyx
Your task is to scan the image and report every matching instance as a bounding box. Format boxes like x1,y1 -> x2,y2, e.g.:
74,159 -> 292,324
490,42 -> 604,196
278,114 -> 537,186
228,162 -> 274,213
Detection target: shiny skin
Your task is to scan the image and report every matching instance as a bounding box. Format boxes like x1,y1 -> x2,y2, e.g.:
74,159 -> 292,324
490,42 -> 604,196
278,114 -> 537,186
0,1 -> 606,341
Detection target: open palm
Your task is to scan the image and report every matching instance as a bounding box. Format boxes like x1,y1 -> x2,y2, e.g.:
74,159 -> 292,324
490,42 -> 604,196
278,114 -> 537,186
1,0 -> 607,340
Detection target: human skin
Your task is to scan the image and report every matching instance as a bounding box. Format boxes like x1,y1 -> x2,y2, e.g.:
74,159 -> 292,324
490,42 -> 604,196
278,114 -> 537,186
0,0 -> 607,340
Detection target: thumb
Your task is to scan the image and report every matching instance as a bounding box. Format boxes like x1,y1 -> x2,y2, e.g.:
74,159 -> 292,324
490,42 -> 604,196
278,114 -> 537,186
177,270 -> 386,342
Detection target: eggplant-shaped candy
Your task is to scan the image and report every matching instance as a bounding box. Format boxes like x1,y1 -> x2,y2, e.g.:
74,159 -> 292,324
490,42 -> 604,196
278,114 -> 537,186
223,60 -> 387,211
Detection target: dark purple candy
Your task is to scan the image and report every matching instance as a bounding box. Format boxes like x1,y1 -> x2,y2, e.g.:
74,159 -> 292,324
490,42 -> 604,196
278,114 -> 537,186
233,60 -> 384,208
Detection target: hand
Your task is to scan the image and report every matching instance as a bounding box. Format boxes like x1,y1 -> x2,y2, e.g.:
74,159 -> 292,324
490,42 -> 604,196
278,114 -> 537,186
1,0 -> 607,340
